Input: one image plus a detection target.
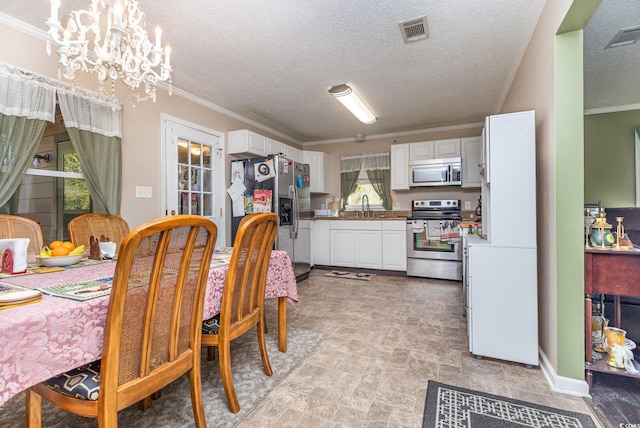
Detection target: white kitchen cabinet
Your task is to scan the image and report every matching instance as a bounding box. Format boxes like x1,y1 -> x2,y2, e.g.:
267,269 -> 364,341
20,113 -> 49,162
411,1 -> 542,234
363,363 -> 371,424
268,138 -> 303,163
330,230 -> 355,266
313,220 -> 330,265
409,141 -> 434,160
328,220 -> 407,271
228,129 -> 268,157
302,151 -> 330,194
434,138 -> 461,158
355,230 -> 382,269
382,221 -> 407,271
390,143 -> 410,190
409,139 -> 461,161
285,145 -> 302,163
267,138 -> 286,156
461,136 -> 482,188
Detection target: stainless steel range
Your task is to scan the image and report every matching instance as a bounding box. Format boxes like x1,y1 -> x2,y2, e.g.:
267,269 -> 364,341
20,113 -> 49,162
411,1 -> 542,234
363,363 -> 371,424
406,199 -> 462,280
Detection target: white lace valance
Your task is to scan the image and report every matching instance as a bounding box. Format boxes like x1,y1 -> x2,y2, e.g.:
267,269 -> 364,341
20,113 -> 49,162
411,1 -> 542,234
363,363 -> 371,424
362,152 -> 390,171
0,62 -> 57,122
340,154 -> 363,173
57,88 -> 122,139
341,152 -> 390,173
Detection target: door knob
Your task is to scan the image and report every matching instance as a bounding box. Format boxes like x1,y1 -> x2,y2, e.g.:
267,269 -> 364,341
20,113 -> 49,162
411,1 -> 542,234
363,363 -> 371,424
170,210 -> 176,215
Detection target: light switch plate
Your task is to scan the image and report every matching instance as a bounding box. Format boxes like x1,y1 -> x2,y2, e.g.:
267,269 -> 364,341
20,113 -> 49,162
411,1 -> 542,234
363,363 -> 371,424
464,201 -> 471,209
136,186 -> 152,198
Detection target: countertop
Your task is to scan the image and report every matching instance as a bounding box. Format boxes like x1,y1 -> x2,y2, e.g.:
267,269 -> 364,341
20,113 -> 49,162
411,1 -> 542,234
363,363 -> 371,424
312,210 -> 410,220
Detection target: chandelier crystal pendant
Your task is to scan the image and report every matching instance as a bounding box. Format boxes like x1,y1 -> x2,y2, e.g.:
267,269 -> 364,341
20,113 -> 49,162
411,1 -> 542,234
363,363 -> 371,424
46,0 -> 172,105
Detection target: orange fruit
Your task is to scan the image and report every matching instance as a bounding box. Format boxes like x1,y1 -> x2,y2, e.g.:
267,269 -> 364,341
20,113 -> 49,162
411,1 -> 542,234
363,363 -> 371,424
50,240 -> 63,249
51,246 -> 70,256
62,241 -> 74,251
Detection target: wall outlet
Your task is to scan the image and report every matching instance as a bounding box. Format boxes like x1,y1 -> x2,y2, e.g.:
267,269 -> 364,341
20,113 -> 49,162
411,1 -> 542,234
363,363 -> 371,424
464,201 -> 471,209
393,202 -> 400,210
136,186 -> 152,198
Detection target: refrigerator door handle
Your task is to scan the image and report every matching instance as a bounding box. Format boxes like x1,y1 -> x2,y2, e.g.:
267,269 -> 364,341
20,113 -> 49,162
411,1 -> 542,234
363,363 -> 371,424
292,185 -> 299,239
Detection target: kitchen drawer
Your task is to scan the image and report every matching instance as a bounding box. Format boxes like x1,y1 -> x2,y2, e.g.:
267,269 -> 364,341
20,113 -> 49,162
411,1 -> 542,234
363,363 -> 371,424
329,220 -> 382,230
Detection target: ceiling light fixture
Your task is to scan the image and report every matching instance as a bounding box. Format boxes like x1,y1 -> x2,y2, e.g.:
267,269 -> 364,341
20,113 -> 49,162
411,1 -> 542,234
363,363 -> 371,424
328,84 -> 377,124
46,0 -> 172,106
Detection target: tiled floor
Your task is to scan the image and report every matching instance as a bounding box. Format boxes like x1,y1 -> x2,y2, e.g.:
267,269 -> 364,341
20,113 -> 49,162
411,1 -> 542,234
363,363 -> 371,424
240,268 -> 601,428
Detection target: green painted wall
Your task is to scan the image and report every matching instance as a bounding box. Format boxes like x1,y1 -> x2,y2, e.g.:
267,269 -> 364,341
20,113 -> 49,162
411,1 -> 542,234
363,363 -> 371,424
584,110 -> 640,208
555,29 -> 586,380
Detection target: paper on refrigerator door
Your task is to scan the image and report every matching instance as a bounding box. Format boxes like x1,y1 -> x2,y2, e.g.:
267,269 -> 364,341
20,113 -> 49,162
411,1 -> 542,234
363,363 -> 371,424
226,179 -> 246,201
230,161 -> 244,183
254,159 -> 276,182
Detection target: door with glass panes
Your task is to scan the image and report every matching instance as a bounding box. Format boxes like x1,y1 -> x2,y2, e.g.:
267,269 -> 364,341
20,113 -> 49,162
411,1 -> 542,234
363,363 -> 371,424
163,117 -> 224,245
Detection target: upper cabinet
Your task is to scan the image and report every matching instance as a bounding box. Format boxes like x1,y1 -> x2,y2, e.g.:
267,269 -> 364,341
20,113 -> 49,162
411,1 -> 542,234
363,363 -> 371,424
409,138 -> 461,161
228,129 -> 302,161
461,136 -> 482,188
302,150 -> 330,194
228,130 -> 268,157
390,143 -> 410,190
285,145 -> 302,163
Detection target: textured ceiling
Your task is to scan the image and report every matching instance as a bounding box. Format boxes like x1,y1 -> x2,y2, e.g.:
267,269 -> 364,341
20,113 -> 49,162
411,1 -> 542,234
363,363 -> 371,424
0,1 -> 635,144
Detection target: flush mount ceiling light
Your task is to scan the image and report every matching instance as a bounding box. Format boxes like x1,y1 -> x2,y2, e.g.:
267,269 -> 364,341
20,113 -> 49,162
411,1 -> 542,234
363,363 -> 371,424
46,0 -> 172,106
328,84 -> 377,124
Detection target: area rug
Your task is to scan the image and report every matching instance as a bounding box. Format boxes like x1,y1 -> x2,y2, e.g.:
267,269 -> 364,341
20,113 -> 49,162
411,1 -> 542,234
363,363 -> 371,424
323,270 -> 376,281
423,381 -> 597,428
0,326 -> 325,428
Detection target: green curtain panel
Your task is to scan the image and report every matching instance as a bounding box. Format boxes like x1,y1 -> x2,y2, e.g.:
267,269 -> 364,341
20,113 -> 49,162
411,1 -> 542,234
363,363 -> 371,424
0,114 -> 47,210
340,155 -> 363,210
57,89 -> 122,215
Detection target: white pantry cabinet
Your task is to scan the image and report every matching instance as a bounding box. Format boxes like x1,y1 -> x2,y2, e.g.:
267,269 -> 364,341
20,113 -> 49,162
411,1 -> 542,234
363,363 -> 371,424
390,144 -> 410,190
228,130 -> 268,157
461,136 -> 482,188
302,151 -> 330,194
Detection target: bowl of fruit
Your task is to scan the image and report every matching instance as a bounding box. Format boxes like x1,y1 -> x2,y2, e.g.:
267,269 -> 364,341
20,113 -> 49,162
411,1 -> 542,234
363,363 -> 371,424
36,241 -> 86,267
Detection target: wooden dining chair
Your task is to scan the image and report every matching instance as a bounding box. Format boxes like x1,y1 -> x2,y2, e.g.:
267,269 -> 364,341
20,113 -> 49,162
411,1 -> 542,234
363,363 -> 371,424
26,215 -> 218,428
201,212 -> 279,413
0,214 -> 44,264
68,213 -> 130,256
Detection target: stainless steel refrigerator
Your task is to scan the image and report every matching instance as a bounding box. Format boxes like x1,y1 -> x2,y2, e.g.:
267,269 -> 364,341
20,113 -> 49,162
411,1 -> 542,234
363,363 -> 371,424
230,154 -> 311,282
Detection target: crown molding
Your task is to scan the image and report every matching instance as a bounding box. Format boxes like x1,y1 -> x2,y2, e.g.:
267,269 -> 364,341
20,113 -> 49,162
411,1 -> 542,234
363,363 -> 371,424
584,103 -> 640,115
302,121 -> 484,146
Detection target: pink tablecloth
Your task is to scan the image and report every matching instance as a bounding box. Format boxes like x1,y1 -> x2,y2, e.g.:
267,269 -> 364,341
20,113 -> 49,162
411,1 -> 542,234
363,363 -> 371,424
0,250 -> 297,407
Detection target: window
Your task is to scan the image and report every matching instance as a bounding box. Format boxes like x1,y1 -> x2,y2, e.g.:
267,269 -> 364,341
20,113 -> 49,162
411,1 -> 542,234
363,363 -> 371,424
5,117 -> 91,242
345,167 -> 384,210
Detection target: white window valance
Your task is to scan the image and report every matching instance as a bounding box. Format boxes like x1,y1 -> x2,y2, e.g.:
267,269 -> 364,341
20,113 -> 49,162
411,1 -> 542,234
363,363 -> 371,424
0,61 -> 122,138
341,152 -> 390,173
362,152 -> 390,171
0,62 -> 57,122
57,88 -> 122,139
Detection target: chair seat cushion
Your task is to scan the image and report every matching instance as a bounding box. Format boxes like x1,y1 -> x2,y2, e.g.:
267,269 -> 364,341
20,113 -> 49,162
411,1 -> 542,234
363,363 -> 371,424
42,360 -> 101,401
202,314 -> 220,335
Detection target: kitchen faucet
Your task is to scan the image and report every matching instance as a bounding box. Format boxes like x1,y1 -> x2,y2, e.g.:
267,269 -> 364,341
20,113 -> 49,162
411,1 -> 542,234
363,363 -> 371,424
361,194 -> 370,217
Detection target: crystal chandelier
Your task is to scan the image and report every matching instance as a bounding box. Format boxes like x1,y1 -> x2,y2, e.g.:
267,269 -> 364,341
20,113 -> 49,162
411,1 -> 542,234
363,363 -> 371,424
46,0 -> 172,105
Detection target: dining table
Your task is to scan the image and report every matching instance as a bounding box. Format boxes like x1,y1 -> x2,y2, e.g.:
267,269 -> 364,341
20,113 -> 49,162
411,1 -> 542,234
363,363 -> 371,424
0,247 -> 298,408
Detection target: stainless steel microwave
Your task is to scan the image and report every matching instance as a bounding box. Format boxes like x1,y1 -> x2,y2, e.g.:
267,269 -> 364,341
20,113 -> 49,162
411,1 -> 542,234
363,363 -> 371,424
409,157 -> 462,187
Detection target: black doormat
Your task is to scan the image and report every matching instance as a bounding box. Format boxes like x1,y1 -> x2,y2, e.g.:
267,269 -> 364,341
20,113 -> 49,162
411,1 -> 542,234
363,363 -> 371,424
423,381 -> 597,428
585,371 -> 640,428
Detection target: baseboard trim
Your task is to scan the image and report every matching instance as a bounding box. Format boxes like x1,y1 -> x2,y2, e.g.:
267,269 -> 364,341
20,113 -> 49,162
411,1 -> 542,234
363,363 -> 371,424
539,348 -> 590,397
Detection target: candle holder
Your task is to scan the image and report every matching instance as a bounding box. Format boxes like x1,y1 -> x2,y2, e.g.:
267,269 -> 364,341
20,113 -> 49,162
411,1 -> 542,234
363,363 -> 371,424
615,217 -> 625,250
585,216 -> 594,249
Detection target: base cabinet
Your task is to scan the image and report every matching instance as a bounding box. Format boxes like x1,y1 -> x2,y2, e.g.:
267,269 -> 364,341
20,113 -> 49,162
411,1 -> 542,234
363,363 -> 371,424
382,221 -> 407,270
319,220 -> 406,271
313,220 -> 330,265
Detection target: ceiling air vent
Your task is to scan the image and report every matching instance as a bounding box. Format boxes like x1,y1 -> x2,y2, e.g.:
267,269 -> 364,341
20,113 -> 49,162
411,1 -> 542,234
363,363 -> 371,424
399,16 -> 429,44
605,26 -> 640,49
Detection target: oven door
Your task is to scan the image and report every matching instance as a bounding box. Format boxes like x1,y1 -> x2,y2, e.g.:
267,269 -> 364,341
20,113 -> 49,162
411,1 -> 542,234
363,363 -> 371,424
406,219 -> 461,261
